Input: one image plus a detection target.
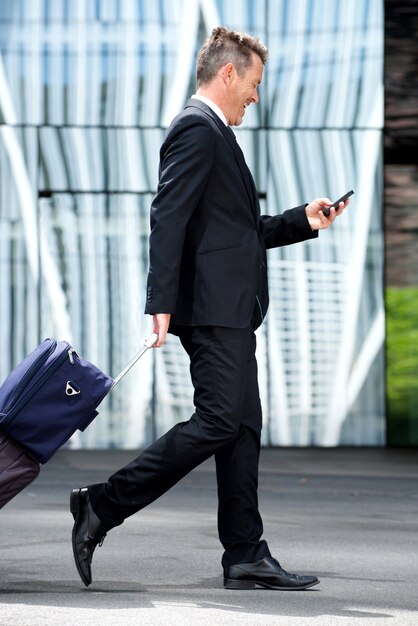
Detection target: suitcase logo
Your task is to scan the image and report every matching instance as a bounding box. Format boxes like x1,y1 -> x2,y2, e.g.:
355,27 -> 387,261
65,381 -> 81,396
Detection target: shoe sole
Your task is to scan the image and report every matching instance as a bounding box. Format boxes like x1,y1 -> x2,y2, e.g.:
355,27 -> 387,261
70,488 -> 91,587
70,488 -> 80,521
224,578 -> 320,590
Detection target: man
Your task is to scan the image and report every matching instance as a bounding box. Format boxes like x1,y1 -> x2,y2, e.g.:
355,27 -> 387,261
71,26 -> 349,590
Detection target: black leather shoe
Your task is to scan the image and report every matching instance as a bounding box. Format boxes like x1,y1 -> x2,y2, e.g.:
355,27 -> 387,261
224,556 -> 319,590
70,487 -> 107,587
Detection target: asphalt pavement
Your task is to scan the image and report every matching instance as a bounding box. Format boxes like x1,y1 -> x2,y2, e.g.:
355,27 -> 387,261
1,447 -> 417,626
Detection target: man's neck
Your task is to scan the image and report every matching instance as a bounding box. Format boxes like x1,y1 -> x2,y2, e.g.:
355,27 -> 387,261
193,92 -> 229,126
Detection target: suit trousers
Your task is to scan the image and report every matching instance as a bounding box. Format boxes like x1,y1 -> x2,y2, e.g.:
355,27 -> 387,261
88,325 -> 271,567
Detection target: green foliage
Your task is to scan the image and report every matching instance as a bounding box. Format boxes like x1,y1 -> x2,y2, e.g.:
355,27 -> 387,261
386,288 -> 418,445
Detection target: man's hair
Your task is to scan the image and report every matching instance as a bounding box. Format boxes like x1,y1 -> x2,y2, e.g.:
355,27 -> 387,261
196,26 -> 268,87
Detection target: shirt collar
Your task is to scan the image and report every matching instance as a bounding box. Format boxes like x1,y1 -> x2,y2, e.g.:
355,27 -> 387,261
191,94 -> 228,127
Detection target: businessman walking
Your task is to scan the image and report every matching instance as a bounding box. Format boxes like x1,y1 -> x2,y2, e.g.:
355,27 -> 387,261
71,26 -> 348,589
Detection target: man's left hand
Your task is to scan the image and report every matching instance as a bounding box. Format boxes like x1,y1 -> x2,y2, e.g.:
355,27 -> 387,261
152,313 -> 171,347
305,197 -> 350,231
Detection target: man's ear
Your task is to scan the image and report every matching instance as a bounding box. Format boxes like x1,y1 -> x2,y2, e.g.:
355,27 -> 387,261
221,62 -> 235,84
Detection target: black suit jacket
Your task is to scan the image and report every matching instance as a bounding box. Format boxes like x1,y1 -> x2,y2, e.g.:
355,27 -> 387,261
145,98 -> 318,330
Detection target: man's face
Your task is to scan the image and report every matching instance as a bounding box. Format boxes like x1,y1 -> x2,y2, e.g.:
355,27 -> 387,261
225,52 -> 263,126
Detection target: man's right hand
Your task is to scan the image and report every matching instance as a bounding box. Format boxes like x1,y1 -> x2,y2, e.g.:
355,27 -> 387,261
152,313 -> 171,347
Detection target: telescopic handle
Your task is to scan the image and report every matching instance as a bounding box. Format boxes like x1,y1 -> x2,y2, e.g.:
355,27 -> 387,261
111,332 -> 158,389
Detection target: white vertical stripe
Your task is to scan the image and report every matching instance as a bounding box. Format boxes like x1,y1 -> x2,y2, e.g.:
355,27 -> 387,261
323,129 -> 382,445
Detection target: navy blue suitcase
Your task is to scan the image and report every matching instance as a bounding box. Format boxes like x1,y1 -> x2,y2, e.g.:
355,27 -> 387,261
0,339 -> 113,464
0,334 -> 157,465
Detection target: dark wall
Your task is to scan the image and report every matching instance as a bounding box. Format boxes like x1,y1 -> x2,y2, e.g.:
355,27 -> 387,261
384,0 -> 418,444
385,0 -> 418,165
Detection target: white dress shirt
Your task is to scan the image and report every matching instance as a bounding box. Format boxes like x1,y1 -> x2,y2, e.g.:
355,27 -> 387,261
191,94 -> 228,126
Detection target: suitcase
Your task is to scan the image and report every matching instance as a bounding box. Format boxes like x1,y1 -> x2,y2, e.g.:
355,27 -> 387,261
0,333 -> 157,469
0,430 -> 40,510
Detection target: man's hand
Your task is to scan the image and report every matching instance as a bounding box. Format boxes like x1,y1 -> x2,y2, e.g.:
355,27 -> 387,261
152,313 -> 171,347
305,197 -> 350,231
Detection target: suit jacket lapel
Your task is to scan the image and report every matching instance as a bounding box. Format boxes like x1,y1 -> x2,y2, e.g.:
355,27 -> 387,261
223,126 -> 259,220
185,99 -> 258,224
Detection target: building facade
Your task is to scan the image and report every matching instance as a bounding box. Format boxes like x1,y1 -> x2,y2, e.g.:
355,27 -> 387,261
0,0 -> 385,448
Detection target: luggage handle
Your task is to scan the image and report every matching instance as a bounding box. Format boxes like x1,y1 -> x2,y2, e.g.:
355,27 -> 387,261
110,332 -> 158,390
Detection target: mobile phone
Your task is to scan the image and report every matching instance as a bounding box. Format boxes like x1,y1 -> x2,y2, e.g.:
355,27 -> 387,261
322,190 -> 354,217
